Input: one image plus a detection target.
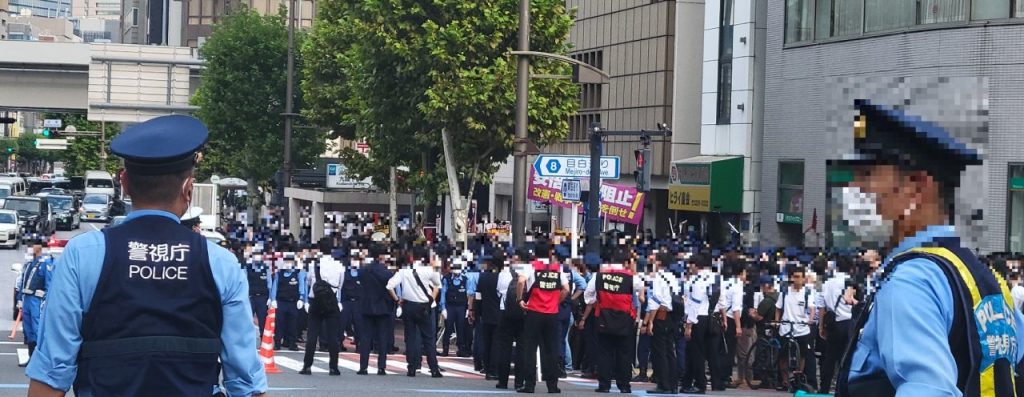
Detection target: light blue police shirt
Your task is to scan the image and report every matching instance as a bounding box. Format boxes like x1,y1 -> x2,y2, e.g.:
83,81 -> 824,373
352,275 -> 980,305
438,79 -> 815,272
26,210 -> 269,397
848,225 -> 1024,397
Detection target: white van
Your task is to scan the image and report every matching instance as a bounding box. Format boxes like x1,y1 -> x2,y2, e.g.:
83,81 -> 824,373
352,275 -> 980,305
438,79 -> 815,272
0,177 -> 26,197
84,171 -> 116,198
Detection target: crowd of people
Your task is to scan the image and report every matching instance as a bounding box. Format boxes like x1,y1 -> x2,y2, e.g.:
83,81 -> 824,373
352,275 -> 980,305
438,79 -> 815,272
210,208 -> 1024,395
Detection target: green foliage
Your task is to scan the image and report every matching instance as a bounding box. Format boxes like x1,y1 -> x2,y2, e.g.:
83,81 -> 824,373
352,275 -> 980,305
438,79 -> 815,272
41,113 -> 120,176
192,6 -> 325,187
302,0 -> 578,195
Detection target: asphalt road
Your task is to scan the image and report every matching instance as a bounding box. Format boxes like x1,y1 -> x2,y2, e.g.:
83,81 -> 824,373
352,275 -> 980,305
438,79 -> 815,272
0,224 -> 795,397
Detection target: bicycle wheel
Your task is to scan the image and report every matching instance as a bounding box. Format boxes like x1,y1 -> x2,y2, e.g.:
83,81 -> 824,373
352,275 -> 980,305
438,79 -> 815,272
745,339 -> 773,390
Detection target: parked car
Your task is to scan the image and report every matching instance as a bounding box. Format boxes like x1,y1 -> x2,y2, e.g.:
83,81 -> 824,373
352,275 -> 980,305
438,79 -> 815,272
47,194 -> 80,231
81,193 -> 111,223
3,196 -> 53,236
38,187 -> 68,196
0,210 -> 20,249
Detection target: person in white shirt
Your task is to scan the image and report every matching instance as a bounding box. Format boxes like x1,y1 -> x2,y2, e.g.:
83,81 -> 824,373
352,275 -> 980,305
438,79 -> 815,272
300,254 -> 344,375
715,258 -> 746,387
680,253 -> 727,394
492,250 -> 531,389
387,249 -> 443,378
642,253 -> 681,394
818,256 -> 858,393
1010,272 -> 1024,314
775,265 -> 817,383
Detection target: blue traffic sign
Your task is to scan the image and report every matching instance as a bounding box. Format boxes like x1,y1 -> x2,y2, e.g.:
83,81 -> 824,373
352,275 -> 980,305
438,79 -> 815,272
534,155 -> 620,179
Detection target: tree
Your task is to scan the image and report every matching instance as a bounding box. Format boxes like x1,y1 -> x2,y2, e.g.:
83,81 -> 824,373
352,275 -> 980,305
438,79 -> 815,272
192,6 -> 324,198
42,113 -> 121,177
303,0 -> 578,228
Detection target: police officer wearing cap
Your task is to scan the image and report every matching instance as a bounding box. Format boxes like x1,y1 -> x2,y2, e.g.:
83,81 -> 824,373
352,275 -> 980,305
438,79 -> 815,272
26,115 -> 267,397
835,100 -> 1024,397
19,241 -> 52,360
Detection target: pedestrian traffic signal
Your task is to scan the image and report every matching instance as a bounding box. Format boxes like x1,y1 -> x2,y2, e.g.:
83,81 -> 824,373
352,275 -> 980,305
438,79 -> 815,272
41,129 -> 51,137
0,117 -> 15,124
634,148 -> 651,192
5,146 -> 13,154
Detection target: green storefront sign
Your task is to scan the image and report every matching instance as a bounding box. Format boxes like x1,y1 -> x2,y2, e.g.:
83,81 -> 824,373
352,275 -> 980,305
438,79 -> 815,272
776,212 -> 803,225
1011,177 -> 1024,191
670,156 -> 743,213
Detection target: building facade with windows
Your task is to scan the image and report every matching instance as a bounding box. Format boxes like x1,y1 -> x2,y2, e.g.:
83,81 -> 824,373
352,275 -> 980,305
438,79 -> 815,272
10,0 -> 70,17
761,0 -> 1024,253
181,0 -> 313,48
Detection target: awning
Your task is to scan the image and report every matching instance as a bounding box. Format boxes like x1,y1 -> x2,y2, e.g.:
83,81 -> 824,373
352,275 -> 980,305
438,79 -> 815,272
668,155 -> 743,213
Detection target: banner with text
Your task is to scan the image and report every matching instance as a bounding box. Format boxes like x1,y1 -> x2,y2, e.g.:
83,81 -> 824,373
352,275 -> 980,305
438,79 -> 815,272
599,183 -> 645,225
528,169 -> 575,208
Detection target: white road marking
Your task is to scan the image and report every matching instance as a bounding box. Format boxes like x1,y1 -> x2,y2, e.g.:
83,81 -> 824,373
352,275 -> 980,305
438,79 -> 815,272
89,223 -> 100,231
274,355 -> 326,373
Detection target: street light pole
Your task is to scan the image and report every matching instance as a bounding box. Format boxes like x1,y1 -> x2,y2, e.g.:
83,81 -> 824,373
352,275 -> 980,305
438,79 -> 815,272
511,0 -> 530,248
280,0 -> 297,207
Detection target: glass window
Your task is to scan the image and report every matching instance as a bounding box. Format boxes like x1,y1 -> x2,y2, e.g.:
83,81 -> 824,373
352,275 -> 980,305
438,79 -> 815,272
778,161 -> 805,217
1017,0 -> 1024,17
1009,165 -> 1024,252
716,61 -> 732,125
974,0 -> 1011,19
785,0 -> 814,43
84,194 -> 109,205
865,0 -> 915,31
919,0 -> 966,24
817,0 -> 864,38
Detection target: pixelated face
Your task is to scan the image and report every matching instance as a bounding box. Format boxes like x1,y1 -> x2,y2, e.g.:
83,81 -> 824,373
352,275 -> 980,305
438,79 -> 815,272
789,271 -> 805,287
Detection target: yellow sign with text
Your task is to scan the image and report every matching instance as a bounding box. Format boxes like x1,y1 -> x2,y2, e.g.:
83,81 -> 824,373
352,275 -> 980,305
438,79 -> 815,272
668,184 -> 711,212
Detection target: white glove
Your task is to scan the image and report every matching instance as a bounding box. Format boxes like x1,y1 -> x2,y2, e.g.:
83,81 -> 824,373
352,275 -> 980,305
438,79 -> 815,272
396,306 -> 403,318
297,301 -> 304,310
338,303 -> 344,312
271,300 -> 278,309
441,309 -> 448,319
266,299 -> 272,308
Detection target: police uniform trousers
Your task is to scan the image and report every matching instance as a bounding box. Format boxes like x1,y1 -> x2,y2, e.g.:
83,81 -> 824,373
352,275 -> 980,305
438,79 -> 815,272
478,318 -> 499,375
275,300 -> 299,347
442,304 -> 469,356
338,298 -> 364,348
401,301 -> 441,373
819,319 -> 851,394
597,325 -> 635,390
359,313 -> 392,371
22,295 -> 43,347
682,315 -> 724,392
520,310 -> 562,389
580,313 -> 601,375
492,312 -> 525,388
250,295 -> 269,334
650,317 -> 679,392
303,309 -> 340,370
636,332 -> 652,375
721,319 -> 738,381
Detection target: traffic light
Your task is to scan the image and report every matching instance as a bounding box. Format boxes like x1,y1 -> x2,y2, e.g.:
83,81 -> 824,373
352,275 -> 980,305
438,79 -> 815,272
41,129 -> 51,137
634,148 -> 652,192
5,146 -> 13,154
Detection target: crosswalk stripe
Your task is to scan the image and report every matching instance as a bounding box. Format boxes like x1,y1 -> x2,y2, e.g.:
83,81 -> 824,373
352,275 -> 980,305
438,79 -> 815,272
275,356 -> 326,373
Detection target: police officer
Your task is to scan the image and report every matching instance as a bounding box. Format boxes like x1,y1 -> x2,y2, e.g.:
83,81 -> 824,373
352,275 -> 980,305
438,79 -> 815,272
440,258 -> 471,357
581,249 -> 643,393
645,252 -> 681,394
836,100 -> 1024,396
26,115 -> 267,397
271,251 -> 307,350
338,249 -> 365,354
357,243 -> 396,375
19,241 -> 52,359
246,251 -> 272,334
515,239 -> 568,394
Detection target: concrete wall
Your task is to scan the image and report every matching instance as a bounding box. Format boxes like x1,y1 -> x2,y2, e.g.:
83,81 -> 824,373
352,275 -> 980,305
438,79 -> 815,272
761,5 -> 1024,253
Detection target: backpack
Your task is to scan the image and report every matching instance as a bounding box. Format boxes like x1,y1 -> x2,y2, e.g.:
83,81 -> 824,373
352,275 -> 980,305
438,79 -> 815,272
311,265 -> 340,317
504,267 -> 525,320
660,273 -> 686,326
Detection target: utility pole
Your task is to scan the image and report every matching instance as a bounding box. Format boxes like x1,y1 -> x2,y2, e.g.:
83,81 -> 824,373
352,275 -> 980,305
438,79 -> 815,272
389,166 -> 398,241
511,0 -> 530,248
279,0 -> 297,208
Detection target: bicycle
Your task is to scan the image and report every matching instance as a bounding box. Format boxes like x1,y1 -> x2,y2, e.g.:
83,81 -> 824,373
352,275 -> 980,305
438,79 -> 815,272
744,320 -> 814,393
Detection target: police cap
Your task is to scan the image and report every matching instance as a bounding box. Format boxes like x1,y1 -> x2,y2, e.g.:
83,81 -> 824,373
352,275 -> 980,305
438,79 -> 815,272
843,99 -> 982,190
110,115 -> 209,175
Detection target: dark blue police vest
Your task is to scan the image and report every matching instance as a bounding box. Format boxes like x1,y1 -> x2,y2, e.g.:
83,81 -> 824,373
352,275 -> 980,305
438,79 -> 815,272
247,265 -> 269,296
76,215 -> 222,397
342,269 -> 362,301
445,274 -> 468,306
21,258 -> 47,296
277,270 -> 300,302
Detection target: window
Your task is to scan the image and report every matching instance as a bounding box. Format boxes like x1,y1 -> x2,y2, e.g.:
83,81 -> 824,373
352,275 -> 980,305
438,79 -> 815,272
865,0 -> 915,31
1008,165 -> 1024,252
571,50 -> 603,111
918,0 -> 966,24
815,0 -> 864,38
973,0 -> 1011,19
785,0 -> 814,43
568,113 -> 601,141
717,0 -> 734,124
777,161 -> 805,224
131,7 -> 139,26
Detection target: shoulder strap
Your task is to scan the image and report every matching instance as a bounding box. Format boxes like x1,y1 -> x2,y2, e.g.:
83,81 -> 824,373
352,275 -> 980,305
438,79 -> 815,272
411,269 -> 434,305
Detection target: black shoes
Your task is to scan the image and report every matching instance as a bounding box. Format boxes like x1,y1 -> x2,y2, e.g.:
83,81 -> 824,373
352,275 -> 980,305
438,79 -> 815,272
431,371 -> 444,378
594,388 -> 610,393
298,367 -> 311,375
647,388 -> 677,394
288,345 -> 300,351
407,370 -> 416,377
681,387 -> 706,394
547,382 -> 561,394
632,374 -> 649,383
356,369 -> 368,375
496,382 -> 509,389
377,369 -> 387,376
516,386 -> 535,394
485,373 -> 498,381
618,386 -> 631,393
329,368 -> 341,376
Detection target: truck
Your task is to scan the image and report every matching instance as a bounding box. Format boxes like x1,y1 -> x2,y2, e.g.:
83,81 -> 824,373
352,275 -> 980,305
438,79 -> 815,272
191,183 -> 219,231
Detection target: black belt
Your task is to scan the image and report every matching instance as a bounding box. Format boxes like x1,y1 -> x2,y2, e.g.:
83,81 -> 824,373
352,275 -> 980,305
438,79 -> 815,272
81,336 -> 221,358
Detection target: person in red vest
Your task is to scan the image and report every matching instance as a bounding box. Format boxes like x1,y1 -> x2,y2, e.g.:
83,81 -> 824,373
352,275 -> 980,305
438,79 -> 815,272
515,239 -> 570,394
581,248 -> 645,393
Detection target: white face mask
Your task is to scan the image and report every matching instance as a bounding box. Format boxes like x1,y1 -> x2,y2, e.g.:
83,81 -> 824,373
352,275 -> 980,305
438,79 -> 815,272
833,186 -> 894,249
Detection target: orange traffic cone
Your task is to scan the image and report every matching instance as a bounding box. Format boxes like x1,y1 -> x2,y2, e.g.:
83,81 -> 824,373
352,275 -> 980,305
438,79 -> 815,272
259,307 -> 281,374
